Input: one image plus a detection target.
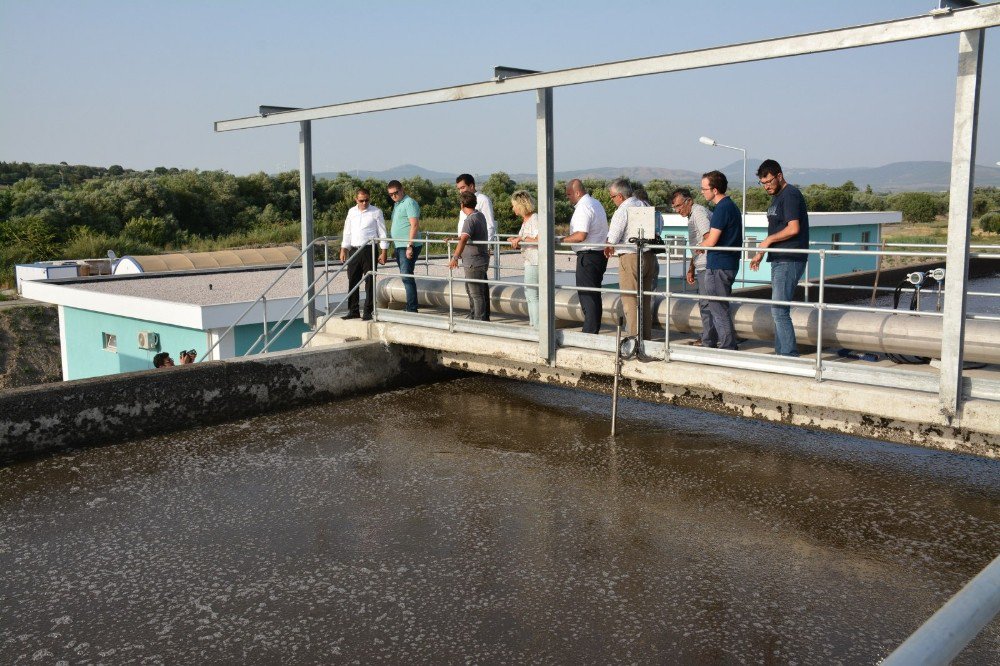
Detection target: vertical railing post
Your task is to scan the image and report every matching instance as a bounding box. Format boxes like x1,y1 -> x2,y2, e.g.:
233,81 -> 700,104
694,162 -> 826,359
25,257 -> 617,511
816,250 -> 826,381
262,295 -> 269,350
447,240 -> 455,331
299,120 -> 316,326
536,87 -> 556,364
940,28 -> 984,420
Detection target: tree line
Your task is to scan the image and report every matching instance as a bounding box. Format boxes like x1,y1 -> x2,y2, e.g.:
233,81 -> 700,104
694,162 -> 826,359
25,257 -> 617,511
2,161 -> 999,286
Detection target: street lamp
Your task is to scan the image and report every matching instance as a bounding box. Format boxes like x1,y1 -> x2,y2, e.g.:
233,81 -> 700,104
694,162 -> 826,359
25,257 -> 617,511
700,136 -> 747,284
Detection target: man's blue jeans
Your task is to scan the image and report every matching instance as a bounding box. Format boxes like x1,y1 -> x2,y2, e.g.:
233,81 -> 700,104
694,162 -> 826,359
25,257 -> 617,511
771,260 -> 806,356
395,245 -> 423,312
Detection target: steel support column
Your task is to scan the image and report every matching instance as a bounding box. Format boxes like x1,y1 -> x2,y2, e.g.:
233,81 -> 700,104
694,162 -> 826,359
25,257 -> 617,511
939,29 -> 984,419
299,120 -> 316,326
536,88 -> 555,364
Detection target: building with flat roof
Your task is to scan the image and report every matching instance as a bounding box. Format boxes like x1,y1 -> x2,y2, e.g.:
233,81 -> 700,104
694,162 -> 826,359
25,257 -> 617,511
21,267 -> 313,380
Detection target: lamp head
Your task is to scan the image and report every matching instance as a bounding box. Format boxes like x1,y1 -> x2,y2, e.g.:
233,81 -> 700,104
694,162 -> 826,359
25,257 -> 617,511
699,136 -> 717,146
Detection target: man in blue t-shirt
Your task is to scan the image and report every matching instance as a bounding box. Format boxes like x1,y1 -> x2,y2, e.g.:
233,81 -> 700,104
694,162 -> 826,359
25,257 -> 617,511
749,159 -> 810,356
387,180 -> 422,312
698,170 -> 742,350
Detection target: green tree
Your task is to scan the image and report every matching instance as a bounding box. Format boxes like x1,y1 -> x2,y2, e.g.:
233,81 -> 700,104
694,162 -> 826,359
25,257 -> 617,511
888,192 -> 939,224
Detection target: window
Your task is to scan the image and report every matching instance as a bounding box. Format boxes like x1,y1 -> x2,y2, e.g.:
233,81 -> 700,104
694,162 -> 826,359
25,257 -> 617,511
102,332 -> 117,352
831,233 -> 842,251
860,230 -> 871,251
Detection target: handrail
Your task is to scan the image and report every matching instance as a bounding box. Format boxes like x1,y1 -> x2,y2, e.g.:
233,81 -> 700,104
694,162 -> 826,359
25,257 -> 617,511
882,554 -> 1000,665
198,235 -> 340,362
254,243 -> 371,354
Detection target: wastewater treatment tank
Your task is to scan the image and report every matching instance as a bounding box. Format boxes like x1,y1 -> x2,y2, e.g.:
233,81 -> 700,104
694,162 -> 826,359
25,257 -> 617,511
1,376 -> 998,663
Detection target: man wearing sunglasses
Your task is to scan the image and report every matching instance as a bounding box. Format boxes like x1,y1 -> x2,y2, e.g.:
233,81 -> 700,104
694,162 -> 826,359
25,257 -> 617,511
749,159 -> 810,357
386,180 -> 422,312
340,187 -> 388,320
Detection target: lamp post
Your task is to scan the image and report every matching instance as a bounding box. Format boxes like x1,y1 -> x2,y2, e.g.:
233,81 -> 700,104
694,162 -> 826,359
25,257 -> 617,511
700,136 -> 747,285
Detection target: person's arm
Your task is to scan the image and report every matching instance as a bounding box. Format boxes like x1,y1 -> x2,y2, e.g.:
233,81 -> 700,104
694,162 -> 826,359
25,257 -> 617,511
339,209 -> 354,262
449,233 -> 470,269
604,208 -> 626,258
406,214 -> 420,260
375,209 -> 389,265
750,219 -> 800,270
479,196 -> 496,238
701,228 -> 723,248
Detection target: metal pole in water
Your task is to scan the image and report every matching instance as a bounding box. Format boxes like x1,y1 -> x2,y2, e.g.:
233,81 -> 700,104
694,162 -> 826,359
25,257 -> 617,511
611,317 -> 623,437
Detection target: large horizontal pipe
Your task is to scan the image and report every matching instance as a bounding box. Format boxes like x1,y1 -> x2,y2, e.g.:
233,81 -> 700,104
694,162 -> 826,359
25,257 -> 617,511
375,277 -> 1000,364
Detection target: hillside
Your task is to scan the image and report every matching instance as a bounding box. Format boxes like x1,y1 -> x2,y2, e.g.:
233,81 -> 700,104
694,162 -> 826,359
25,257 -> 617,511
317,161 -> 1000,192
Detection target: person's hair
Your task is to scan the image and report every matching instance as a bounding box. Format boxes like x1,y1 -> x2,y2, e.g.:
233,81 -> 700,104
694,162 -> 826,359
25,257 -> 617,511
670,187 -> 693,201
756,159 -> 783,180
566,179 -> 585,195
633,186 -> 650,204
460,190 -> 478,209
456,173 -> 475,187
356,187 -> 370,198
510,190 -> 536,217
609,178 -> 633,199
387,180 -> 402,190
153,352 -> 170,368
702,170 -> 728,194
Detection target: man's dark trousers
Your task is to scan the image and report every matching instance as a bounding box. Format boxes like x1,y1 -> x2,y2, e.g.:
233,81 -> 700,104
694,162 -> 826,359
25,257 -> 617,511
576,250 -> 608,334
346,246 -> 375,317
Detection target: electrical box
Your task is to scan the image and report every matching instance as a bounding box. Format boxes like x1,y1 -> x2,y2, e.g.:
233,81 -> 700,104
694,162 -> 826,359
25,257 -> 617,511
137,331 -> 160,351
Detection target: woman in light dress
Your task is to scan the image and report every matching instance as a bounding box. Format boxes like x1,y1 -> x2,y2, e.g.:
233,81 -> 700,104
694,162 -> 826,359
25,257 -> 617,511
509,190 -> 539,328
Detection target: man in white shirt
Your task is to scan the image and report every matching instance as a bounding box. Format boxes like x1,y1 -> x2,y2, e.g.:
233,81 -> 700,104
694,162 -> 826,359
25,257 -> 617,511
340,187 -> 388,320
455,174 -> 496,240
562,178 -> 610,334
605,178 -> 659,340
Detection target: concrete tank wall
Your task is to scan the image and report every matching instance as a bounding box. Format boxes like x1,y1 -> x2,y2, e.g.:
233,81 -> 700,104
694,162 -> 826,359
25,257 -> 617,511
0,342 -> 457,463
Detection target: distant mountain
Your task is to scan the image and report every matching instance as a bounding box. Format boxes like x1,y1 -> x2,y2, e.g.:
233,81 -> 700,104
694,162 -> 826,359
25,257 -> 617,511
316,161 -> 1000,192
314,163 -> 456,183
718,160 -> 1000,192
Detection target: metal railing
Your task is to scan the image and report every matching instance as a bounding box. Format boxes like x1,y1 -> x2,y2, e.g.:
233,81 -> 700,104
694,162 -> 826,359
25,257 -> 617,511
197,235 -> 347,362
333,236 -> 1000,400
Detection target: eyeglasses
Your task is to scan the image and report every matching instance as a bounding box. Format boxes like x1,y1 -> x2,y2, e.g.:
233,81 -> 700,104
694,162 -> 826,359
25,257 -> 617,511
700,186 -> 713,192
610,192 -> 623,200
671,199 -> 689,211
356,198 -> 369,203
758,175 -> 778,186
387,190 -> 401,197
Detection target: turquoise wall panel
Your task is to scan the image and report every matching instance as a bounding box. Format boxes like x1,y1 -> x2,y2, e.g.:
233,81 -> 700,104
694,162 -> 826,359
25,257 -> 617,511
62,307 -> 207,380
233,319 -> 311,355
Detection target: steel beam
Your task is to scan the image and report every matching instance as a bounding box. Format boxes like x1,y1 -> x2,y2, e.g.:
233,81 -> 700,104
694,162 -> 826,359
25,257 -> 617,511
939,29 -> 984,419
536,88 -> 555,364
299,121 -> 316,326
215,5 -> 1000,132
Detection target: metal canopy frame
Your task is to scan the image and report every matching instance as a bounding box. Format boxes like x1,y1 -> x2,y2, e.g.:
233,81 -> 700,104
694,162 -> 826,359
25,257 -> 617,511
215,3 -> 998,418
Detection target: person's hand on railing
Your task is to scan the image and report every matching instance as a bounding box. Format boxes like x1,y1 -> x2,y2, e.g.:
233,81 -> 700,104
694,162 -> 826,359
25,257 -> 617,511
603,244 -> 616,259
510,237 -> 521,250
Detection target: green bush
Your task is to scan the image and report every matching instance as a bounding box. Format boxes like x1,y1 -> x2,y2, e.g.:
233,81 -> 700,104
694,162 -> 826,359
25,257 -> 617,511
980,212 -> 1000,234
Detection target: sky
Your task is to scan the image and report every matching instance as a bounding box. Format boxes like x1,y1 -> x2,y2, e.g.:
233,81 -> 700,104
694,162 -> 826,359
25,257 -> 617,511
1,0 -> 998,177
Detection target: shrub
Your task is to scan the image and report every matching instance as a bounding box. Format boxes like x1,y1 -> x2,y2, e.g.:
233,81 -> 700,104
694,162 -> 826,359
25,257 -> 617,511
979,212 -> 1000,234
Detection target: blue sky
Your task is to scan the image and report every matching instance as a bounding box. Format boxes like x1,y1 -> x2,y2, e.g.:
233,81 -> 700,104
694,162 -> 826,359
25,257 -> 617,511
1,0 -> 998,176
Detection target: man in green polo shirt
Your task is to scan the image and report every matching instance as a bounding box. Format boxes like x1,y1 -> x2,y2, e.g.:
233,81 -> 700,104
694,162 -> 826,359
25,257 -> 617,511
387,180 -> 422,312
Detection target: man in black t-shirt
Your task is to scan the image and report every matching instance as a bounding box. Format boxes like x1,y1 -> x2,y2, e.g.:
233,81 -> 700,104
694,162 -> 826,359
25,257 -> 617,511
749,159 -> 810,357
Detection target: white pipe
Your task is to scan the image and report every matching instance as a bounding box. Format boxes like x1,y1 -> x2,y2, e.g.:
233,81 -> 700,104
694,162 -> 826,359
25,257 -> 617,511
376,277 -> 1000,364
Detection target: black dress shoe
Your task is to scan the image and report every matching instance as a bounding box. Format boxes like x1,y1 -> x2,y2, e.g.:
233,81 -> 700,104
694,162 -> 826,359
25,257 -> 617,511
362,313 -> 373,321
342,313 -> 361,320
